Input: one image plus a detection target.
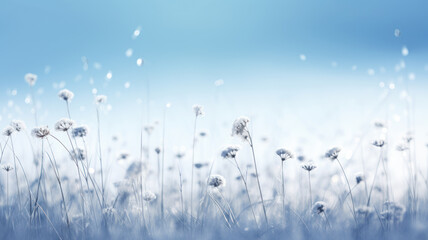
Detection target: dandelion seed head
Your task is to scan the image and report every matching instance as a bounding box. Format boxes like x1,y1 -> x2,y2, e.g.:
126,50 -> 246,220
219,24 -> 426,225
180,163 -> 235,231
193,104 -> 204,117
208,174 -> 226,188
356,206 -> 373,216
143,191 -> 157,202
155,147 -> 161,154
2,164 -> 13,172
3,126 -> 15,136
55,118 -> 75,131
232,116 -> 250,141
276,148 -> 294,161
144,125 -> 154,135
73,148 -> 86,161
58,89 -> 74,102
355,172 -> 365,184
396,143 -> 409,151
221,145 -> 240,159
372,139 -> 385,148
10,120 -> 25,132
301,161 -> 317,172
312,201 -> 326,215
117,152 -> 130,162
96,95 -> 107,104
325,147 -> 341,160
72,125 -> 89,138
32,126 -> 50,138
25,73 -> 37,86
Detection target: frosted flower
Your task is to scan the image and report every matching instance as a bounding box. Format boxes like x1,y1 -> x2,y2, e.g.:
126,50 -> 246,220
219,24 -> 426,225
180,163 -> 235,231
10,120 -> 26,132
194,163 -> 206,169
58,89 -> 74,102
221,145 -> 240,159
382,201 -> 406,223
117,152 -> 130,162
396,143 -> 409,151
325,147 -> 341,160
96,95 -> 107,104
374,120 -> 385,128
72,125 -> 89,137
3,126 -> 14,136
372,139 -> 385,147
297,155 -> 306,162
402,132 -> 413,143
232,116 -> 250,141
73,148 -> 86,161
193,105 -> 204,117
301,161 -> 317,172
276,148 -> 293,161
144,125 -> 154,135
143,191 -> 157,202
32,126 -> 50,138
312,201 -> 327,215
208,175 -> 226,188
154,147 -> 161,154
55,118 -> 75,131
2,165 -> 13,172
355,172 -> 365,184
25,73 -> 37,86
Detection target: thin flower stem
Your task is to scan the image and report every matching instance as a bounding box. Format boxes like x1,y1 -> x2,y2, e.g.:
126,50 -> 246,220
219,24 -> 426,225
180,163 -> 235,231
281,160 -> 286,223
233,157 -> 258,227
336,158 -> 357,224
96,106 -> 105,208
247,132 -> 269,226
190,115 -> 197,228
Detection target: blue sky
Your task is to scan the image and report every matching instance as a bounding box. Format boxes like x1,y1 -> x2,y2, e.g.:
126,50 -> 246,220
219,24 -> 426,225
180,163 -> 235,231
1,0 -> 427,157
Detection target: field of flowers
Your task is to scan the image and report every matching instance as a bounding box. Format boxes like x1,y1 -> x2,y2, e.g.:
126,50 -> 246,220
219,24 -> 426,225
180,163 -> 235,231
0,70 -> 427,240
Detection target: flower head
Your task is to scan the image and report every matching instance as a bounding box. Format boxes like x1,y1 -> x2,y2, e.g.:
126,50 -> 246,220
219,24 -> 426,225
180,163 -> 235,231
10,120 -> 26,132
396,143 -> 409,152
193,105 -> 204,117
301,161 -> 317,172
2,164 -> 13,172
232,116 -> 250,141
355,172 -> 365,184
32,126 -> 50,138
372,139 -> 385,147
3,126 -> 14,136
276,148 -> 294,161
144,125 -> 154,135
155,147 -> 161,154
208,175 -> 226,188
143,191 -> 157,202
72,125 -> 89,138
325,147 -> 341,160
312,201 -> 327,215
117,152 -> 130,162
73,148 -> 86,161
374,120 -> 385,128
55,118 -> 75,132
221,145 -> 240,159
96,95 -> 107,104
25,73 -> 37,86
58,89 -> 74,102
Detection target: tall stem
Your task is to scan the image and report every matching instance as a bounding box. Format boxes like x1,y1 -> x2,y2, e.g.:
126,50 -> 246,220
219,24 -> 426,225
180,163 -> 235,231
233,157 -> 258,227
336,158 -> 357,224
248,132 -> 268,226
281,160 -> 285,222
190,115 -> 197,226
96,107 -> 105,208
10,136 -> 22,210
308,172 -> 312,210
